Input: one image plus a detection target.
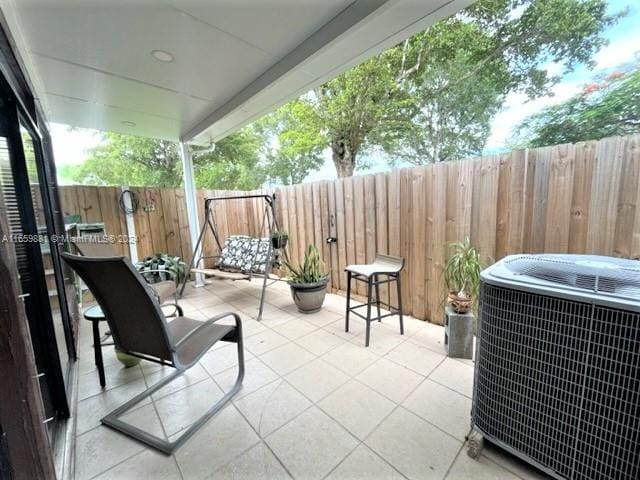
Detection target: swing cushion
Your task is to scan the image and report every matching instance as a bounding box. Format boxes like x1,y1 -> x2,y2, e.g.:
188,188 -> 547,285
217,235 -> 250,271
217,235 -> 270,274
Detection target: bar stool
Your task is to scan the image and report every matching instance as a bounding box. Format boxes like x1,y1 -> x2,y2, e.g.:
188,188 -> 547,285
345,254 -> 405,347
83,304 -> 112,388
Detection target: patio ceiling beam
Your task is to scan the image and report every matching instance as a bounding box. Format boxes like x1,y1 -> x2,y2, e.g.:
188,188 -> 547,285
181,0 -> 388,142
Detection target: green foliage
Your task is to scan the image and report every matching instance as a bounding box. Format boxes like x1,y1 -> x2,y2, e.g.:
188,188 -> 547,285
193,126 -> 267,189
515,68 -> 640,147
258,99 -> 325,184
393,21 -> 507,163
443,237 -> 482,298
271,229 -> 289,249
286,245 -> 327,284
68,132 -> 182,187
273,0 -> 619,175
313,49 -> 414,176
64,128 -> 266,189
135,253 -> 186,286
272,229 -> 288,243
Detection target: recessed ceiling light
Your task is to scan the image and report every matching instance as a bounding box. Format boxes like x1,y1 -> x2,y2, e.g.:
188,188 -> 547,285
151,49 -> 174,63
121,121 -> 136,127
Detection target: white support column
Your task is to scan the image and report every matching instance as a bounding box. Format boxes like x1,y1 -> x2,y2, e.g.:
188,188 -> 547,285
180,141 -> 204,287
120,185 -> 138,264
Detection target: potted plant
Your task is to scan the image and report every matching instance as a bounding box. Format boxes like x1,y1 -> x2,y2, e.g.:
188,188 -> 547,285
271,229 -> 289,250
443,237 -> 482,314
443,237 -> 482,359
136,253 -> 186,286
115,348 -> 141,368
286,244 -> 328,313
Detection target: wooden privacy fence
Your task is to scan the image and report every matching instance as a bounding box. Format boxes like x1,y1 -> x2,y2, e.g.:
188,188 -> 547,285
57,134 -> 640,324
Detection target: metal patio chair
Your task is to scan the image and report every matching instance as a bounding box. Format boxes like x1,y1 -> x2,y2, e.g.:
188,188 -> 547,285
61,252 -> 245,454
70,237 -> 182,315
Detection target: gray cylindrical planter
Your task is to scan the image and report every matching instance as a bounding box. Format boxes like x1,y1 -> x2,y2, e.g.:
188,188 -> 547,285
289,278 -> 328,313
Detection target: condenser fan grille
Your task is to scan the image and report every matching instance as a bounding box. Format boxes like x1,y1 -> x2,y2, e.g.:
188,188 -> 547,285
474,283 -> 640,480
503,255 -> 640,299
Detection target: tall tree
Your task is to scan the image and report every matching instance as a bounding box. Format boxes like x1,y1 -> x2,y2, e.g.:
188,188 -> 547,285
392,21 -> 508,164
64,127 -> 266,189
66,132 -> 182,187
515,67 -> 640,147
280,0 -> 620,176
260,99 -> 325,184
313,49 -> 413,177
193,126 -> 267,189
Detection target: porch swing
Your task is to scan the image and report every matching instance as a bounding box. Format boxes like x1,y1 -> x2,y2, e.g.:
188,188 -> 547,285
179,193 -> 285,321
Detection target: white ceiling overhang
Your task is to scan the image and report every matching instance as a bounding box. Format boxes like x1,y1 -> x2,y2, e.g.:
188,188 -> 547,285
1,0 -> 472,145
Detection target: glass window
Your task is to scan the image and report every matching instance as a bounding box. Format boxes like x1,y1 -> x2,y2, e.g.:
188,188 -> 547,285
21,126 -> 74,388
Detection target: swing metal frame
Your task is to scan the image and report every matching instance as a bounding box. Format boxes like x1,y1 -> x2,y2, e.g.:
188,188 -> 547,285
179,193 -> 285,321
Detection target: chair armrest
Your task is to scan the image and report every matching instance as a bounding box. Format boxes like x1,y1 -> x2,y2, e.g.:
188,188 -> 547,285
172,312 -> 242,350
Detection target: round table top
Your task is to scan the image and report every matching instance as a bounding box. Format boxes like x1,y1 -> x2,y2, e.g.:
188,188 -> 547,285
83,304 -> 105,321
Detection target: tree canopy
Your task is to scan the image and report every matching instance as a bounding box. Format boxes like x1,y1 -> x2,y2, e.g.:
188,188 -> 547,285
515,66 -> 640,147
61,127 -> 266,189
272,0 -> 620,176
193,127 -> 267,189
258,99 -> 325,184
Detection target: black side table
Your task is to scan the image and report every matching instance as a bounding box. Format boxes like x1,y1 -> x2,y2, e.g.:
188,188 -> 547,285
83,304 -> 112,388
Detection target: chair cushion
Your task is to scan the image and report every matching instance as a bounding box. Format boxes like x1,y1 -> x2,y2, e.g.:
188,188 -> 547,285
167,316 -> 236,367
151,280 -> 176,304
217,235 -> 270,274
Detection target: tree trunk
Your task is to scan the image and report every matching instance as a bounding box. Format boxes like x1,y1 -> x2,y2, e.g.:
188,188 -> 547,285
331,139 -> 356,177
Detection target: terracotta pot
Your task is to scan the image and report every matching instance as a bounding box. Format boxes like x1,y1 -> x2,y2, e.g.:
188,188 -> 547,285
450,294 -> 472,314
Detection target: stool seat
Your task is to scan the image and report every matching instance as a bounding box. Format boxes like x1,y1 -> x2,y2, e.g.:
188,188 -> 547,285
83,304 -> 105,321
346,254 -> 404,277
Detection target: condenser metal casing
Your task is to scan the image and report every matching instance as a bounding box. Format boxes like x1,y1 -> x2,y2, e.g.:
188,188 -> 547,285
473,254 -> 640,480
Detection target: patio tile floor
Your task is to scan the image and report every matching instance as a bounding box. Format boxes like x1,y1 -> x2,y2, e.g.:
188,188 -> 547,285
73,279 -> 546,480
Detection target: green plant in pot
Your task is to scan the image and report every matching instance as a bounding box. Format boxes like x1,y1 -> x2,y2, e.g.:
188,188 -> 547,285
443,237 -> 482,314
286,245 -> 328,313
136,253 -> 186,286
272,229 -> 289,250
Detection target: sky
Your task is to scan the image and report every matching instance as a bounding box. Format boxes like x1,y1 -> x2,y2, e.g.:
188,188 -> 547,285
51,0 -> 640,182
483,0 -> 640,153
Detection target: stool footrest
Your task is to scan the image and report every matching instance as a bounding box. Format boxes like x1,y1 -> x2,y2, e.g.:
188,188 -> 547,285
348,302 -> 400,315
349,308 -> 400,323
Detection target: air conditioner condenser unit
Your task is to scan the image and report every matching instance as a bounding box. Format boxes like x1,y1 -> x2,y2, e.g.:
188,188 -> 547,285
471,254 -> 640,480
